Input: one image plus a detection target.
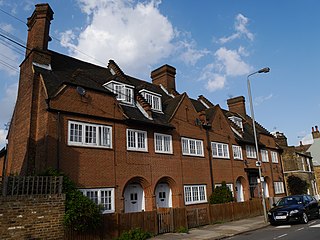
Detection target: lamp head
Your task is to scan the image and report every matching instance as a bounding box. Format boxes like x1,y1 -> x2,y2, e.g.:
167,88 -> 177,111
257,67 -> 270,73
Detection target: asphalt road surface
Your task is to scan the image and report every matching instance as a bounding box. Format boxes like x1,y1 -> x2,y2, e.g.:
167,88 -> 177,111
225,219 -> 320,240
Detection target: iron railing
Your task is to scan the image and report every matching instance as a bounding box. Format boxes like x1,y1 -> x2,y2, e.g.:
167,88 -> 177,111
1,176 -> 63,196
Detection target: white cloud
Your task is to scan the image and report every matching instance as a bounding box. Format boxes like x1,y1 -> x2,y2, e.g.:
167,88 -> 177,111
177,39 -> 209,66
219,13 -> 254,44
0,129 -> 7,148
254,93 -> 273,106
214,47 -> 251,76
61,0 -> 176,77
0,83 -> 18,125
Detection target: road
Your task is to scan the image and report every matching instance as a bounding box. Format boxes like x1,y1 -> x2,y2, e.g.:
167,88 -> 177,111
225,219 -> 320,240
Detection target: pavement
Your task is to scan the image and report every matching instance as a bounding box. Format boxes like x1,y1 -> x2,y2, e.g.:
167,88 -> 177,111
152,215 -> 269,240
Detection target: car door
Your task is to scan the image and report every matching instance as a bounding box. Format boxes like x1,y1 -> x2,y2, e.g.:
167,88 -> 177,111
303,195 -> 316,218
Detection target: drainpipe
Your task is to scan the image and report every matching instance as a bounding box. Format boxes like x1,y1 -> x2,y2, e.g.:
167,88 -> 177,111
57,111 -> 61,171
203,123 -> 214,192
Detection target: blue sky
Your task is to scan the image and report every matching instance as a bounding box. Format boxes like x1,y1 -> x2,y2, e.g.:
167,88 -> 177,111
0,0 -> 319,148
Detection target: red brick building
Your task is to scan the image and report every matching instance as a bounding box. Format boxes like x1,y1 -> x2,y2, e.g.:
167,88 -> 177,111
5,3 -> 285,213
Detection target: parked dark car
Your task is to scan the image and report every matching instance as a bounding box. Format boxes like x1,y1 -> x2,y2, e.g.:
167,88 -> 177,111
268,194 -> 319,225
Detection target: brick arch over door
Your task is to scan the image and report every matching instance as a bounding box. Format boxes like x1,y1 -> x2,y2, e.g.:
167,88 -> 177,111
122,176 -> 152,212
236,176 -> 248,202
154,176 -> 178,208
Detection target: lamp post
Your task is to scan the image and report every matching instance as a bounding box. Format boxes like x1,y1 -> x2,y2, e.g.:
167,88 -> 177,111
247,67 -> 270,223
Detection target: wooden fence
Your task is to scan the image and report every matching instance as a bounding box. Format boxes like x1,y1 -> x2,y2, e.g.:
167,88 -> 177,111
64,198 -> 269,240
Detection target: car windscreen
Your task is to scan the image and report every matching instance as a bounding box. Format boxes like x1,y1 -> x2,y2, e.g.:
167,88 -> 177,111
276,196 -> 303,206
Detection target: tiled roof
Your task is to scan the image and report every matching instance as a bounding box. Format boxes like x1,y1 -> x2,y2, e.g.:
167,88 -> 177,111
36,51 -> 175,128
35,51 -> 114,97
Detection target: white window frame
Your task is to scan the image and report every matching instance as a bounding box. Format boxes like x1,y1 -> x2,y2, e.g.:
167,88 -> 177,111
140,90 -> 162,112
127,129 -> 148,152
271,151 -> 279,163
80,188 -> 115,214
154,133 -> 173,154
181,137 -> 204,157
228,116 -> 243,130
232,145 -> 243,160
274,182 -> 285,194
184,185 -> 207,205
261,149 -> 269,162
212,142 -> 230,159
68,121 -> 112,148
103,81 -> 134,105
246,145 -> 257,159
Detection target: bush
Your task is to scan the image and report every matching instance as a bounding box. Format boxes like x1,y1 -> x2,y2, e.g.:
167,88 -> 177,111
287,175 -> 309,195
40,168 -> 102,232
115,228 -> 152,240
210,181 -> 234,204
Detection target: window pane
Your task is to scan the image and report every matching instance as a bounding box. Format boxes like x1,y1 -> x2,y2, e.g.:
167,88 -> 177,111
192,186 -> 199,201
137,132 -> 145,149
182,139 -> 189,154
155,134 -> 163,151
85,125 -> 96,144
189,140 -> 196,154
127,130 -> 136,148
185,186 -> 191,203
196,141 -> 203,155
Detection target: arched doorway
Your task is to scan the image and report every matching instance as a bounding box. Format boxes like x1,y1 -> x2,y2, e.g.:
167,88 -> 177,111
263,177 -> 270,198
236,176 -> 246,202
124,183 -> 145,213
155,183 -> 172,208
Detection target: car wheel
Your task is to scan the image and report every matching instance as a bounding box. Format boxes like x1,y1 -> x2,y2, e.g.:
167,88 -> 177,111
301,212 -> 308,224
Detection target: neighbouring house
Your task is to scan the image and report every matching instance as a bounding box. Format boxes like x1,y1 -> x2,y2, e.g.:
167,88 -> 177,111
5,3 -> 285,214
307,127 -> 320,198
273,132 -> 318,197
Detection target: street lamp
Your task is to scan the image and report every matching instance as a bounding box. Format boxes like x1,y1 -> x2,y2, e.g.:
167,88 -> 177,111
247,67 -> 270,223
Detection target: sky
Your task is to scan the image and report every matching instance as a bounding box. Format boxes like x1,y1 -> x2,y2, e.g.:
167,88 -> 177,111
0,0 -> 320,149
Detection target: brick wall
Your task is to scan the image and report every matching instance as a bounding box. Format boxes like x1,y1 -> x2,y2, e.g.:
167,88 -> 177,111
0,194 -> 65,240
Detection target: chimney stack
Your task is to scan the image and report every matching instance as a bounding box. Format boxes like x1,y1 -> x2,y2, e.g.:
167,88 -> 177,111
312,125 -> 320,139
227,96 -> 246,117
26,3 -> 54,57
273,131 -> 288,147
151,64 -> 176,93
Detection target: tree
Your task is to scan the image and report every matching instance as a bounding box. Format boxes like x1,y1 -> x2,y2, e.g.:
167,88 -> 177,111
287,175 -> 309,195
209,181 -> 234,204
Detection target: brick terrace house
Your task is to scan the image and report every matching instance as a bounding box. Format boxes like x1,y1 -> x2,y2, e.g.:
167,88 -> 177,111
5,3 -> 285,214
273,132 -> 318,196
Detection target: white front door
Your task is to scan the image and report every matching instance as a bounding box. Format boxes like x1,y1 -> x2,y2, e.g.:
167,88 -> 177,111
155,183 -> 172,208
124,184 -> 145,213
236,180 -> 244,202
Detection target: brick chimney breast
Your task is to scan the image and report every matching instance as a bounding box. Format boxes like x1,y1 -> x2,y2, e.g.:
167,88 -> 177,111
26,3 -> 54,56
151,64 -> 176,93
227,96 -> 246,117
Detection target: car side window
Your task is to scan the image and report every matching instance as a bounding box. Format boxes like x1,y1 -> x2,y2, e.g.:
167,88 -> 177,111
303,195 -> 310,204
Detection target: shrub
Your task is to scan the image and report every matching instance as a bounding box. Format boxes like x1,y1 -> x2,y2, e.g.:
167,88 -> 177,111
209,181 -> 234,204
287,175 -> 309,195
40,168 -> 102,232
115,228 -> 152,240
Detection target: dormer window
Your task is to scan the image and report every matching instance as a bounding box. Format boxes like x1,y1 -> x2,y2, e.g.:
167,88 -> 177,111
140,90 -> 162,112
229,116 -> 243,130
103,81 -> 134,105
